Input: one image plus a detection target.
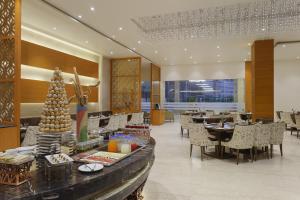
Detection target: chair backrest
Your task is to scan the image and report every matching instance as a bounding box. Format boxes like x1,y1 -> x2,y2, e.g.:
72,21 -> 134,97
230,125 -> 256,149
270,122 -> 285,145
88,117 -> 100,131
205,110 -> 214,117
254,123 -> 273,147
118,114 -> 128,129
189,123 -> 211,146
129,113 -> 140,125
230,112 -> 241,123
180,114 -> 192,128
138,112 -> 144,124
22,126 -> 39,146
106,115 -> 120,130
294,114 -> 300,128
281,112 -> 293,125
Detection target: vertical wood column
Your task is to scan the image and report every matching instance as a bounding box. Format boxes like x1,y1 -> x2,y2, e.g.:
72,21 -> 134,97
250,39 -> 274,121
245,61 -> 252,113
0,0 -> 21,151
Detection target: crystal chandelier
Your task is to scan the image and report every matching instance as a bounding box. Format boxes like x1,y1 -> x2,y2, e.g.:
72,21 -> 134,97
131,0 -> 300,40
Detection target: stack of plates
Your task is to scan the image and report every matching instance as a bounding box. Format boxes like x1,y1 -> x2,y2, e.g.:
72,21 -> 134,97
36,133 -> 62,168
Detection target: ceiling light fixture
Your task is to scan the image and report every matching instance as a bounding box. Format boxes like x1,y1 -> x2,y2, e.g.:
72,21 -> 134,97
248,43 -> 251,46
154,50 -> 158,54
261,28 -> 266,31
112,35 -> 116,38
78,15 -> 82,19
189,56 -> 193,59
184,48 -> 188,51
282,44 -> 286,48
90,7 -> 95,11
164,57 -> 167,61
217,60 -> 221,63
118,27 -> 123,31
137,40 -> 141,44
85,41 -> 89,44
52,27 -> 57,30
132,47 -> 136,51
217,46 -> 220,49
297,56 -> 300,59
110,51 -> 114,55
217,54 -> 220,57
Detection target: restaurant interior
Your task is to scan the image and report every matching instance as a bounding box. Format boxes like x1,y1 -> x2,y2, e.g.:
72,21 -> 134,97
1,0 -> 300,199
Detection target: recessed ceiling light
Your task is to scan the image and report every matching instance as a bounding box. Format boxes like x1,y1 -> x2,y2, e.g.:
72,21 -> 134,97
184,48 -> 188,52
217,54 -> 220,57
112,35 -> 116,39
118,27 -> 123,31
128,59 -> 131,62
137,40 -> 141,44
132,47 -> 136,51
261,28 -> 266,31
164,57 -> 167,61
53,27 -> 57,30
90,7 -> 95,11
154,50 -> 158,54
248,52 -> 251,55
78,15 -> 82,19
244,58 -> 247,61
110,51 -> 114,55
297,56 -> 300,59
217,46 -> 220,49
248,43 -> 251,46
191,35 -> 194,38
217,60 -> 221,63
189,56 -> 193,59
85,40 -> 89,44
282,44 -> 286,48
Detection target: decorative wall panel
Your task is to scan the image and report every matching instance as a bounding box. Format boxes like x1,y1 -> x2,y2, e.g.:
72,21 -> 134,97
111,58 -> 141,113
151,64 -> 161,110
0,0 -> 21,151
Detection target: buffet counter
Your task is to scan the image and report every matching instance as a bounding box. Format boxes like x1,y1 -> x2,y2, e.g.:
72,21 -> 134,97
0,138 -> 156,200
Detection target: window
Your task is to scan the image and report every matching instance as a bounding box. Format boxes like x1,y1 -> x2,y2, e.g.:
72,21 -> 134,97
165,79 -> 238,103
141,81 -> 151,111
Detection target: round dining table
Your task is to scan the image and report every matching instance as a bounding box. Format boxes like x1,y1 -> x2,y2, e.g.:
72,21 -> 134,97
204,123 -> 235,158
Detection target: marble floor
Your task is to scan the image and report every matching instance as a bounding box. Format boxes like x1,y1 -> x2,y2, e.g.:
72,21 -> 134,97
143,122 -> 300,200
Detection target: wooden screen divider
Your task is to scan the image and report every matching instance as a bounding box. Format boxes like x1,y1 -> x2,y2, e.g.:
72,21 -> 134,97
0,0 -> 21,151
150,64 -> 161,110
110,57 -> 141,114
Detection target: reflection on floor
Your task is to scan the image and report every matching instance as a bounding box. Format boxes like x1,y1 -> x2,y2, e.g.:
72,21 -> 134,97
143,122 -> 300,200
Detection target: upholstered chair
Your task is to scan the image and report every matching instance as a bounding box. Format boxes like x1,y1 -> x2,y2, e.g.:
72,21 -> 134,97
292,114 -> 300,138
270,122 -> 285,158
180,114 -> 192,137
230,112 -> 242,124
22,126 -> 39,146
105,115 -> 120,131
254,123 -> 273,160
128,113 -> 141,125
221,125 -> 256,164
280,112 -> 295,133
205,110 -> 215,117
118,114 -> 128,129
138,112 -> 144,124
88,117 -> 100,132
189,123 -> 218,160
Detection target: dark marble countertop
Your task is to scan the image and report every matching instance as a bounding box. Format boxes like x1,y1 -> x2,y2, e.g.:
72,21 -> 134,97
0,138 -> 156,200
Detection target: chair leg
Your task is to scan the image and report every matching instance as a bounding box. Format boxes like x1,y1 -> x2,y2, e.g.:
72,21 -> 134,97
255,147 -> 258,161
200,147 -> 204,161
270,144 -> 273,159
250,148 -> 253,162
181,126 -> 183,137
190,144 -> 193,158
236,149 -> 240,165
187,129 -> 190,138
280,144 -> 283,156
266,146 -> 269,159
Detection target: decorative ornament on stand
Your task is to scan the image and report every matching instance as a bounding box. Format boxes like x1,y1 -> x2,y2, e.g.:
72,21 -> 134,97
69,67 -> 100,142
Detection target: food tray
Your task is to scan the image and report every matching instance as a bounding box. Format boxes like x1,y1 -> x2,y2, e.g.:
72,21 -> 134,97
72,144 -> 146,167
45,153 -> 73,166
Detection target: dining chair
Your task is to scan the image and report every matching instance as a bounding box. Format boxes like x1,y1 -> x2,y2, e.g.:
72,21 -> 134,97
88,117 -> 100,132
118,114 -> 128,129
292,114 -> 300,138
230,112 -> 242,123
221,125 -> 256,164
280,112 -> 295,134
105,115 -> 120,131
189,123 -> 218,160
128,113 -> 140,125
180,114 -> 192,137
254,123 -> 273,160
205,110 -> 215,117
21,126 -> 39,146
270,122 -> 285,158
138,112 -> 144,124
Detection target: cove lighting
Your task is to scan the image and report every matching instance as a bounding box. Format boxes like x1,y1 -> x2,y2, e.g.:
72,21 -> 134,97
22,26 -> 99,56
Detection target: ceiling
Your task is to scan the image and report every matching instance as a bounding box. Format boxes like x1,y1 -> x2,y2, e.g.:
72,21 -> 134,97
22,0 -> 300,66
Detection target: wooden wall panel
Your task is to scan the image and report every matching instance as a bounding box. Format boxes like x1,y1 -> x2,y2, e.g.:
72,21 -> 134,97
251,39 -> 274,121
245,61 -> 252,113
21,40 -> 99,78
20,79 -> 98,103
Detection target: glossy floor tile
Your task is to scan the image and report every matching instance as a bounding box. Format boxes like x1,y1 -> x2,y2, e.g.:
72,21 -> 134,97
143,122 -> 300,200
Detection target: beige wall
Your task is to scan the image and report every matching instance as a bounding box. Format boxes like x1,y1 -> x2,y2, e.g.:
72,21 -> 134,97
101,57 -> 111,111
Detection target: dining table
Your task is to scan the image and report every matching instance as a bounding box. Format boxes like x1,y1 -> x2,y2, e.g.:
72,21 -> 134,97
192,115 -> 234,124
204,122 -> 235,158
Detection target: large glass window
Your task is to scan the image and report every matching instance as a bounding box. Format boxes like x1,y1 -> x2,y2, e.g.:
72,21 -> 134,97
141,80 -> 151,111
165,79 -> 238,103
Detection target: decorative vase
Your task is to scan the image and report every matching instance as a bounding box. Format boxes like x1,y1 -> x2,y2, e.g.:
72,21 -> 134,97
76,104 -> 88,142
